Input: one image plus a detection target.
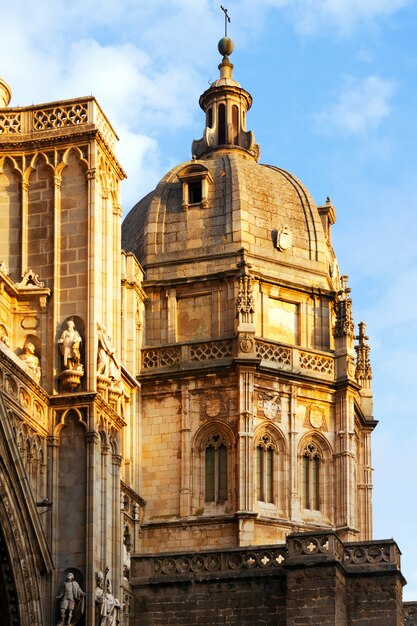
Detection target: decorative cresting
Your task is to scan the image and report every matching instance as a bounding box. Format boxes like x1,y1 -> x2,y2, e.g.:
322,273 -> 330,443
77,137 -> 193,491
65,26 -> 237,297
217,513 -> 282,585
334,274 -> 355,339
355,321 -> 372,385
15,269 -> 45,288
192,37 -> 260,160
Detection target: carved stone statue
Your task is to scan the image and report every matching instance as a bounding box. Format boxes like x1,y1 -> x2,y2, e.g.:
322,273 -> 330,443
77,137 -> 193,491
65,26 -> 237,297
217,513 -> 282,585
58,320 -> 83,371
18,341 -> 41,383
97,324 -> 120,382
122,543 -> 131,580
56,572 -> 85,625
95,568 -> 122,626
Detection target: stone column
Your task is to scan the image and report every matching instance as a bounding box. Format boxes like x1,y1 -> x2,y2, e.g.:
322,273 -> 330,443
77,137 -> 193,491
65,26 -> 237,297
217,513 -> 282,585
85,430 -> 100,626
20,179 -> 29,276
46,434 -> 60,626
179,384 -> 191,517
237,366 -> 256,545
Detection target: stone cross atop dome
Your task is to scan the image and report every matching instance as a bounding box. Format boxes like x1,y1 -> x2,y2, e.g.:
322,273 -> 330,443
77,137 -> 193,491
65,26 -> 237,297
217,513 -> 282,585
191,38 -> 260,160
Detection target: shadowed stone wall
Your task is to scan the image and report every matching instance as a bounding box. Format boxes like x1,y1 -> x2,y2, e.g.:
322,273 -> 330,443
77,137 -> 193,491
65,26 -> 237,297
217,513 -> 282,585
131,531 -> 406,626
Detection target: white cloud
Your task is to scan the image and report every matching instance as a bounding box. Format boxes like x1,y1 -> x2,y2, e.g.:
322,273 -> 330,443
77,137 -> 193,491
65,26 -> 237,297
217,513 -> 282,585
117,127 -> 162,215
313,75 -> 395,135
278,0 -> 411,36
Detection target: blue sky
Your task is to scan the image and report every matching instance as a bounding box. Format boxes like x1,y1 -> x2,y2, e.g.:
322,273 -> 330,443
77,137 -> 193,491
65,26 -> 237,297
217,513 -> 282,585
2,0 -> 417,600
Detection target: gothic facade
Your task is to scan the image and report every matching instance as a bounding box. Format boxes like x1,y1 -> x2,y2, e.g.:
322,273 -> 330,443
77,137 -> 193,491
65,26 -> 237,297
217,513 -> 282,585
0,39 -> 415,625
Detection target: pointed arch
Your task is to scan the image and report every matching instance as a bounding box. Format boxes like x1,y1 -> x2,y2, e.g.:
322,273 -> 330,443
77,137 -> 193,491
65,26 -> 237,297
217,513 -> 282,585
192,421 -> 235,512
0,392 -> 53,626
298,432 -> 333,519
0,157 -> 22,280
254,424 -> 287,512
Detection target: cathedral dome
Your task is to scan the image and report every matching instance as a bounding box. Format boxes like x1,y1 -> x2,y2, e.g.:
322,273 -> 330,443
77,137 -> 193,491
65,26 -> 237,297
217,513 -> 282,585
122,40 -> 337,291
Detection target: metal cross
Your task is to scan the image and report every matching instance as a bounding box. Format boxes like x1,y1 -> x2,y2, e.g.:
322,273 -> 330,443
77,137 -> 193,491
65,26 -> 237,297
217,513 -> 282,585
220,5 -> 231,37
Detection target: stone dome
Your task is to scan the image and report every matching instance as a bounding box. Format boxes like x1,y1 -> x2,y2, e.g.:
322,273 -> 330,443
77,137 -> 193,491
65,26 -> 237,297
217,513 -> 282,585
122,151 -> 337,290
122,40 -> 338,292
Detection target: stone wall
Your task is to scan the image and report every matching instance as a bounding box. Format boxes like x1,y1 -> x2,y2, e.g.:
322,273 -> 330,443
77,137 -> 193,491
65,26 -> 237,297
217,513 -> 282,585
131,531 -> 406,626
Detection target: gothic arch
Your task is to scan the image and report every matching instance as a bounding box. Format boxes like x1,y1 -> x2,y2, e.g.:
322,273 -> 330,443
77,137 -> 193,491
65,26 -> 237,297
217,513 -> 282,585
0,157 -> 22,280
56,146 -> 88,176
55,407 -> 87,436
192,421 -> 235,512
298,432 -> 333,521
0,393 -> 53,626
253,424 -> 287,513
25,151 -> 54,182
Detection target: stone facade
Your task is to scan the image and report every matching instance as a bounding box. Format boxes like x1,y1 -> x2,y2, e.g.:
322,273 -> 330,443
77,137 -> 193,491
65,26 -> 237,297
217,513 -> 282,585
0,41 -> 413,625
0,82 -> 145,625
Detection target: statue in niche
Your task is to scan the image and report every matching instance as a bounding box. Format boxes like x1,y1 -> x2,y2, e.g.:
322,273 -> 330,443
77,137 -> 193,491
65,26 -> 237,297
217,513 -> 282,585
58,319 -> 83,371
0,324 -> 10,347
56,572 -> 85,625
18,341 -> 41,383
97,324 -> 120,382
95,568 -> 122,626
122,542 -> 131,580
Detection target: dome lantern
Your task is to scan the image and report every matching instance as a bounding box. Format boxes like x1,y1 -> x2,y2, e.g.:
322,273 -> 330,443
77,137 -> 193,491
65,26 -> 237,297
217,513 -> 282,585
192,39 -> 260,161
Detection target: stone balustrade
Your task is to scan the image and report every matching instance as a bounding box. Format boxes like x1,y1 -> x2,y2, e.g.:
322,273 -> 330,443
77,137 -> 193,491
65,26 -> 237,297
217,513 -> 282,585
141,337 -> 334,380
132,531 -> 402,584
0,97 -> 116,150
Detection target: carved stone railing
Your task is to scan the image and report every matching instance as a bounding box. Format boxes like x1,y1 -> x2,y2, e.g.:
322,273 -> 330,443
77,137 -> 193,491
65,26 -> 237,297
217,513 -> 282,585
132,532 -> 403,584
141,338 -> 233,371
255,340 -> 291,367
404,603 -> 417,624
343,539 -> 401,568
141,337 -> 334,380
256,339 -> 334,379
0,97 -> 116,150
134,545 -> 287,582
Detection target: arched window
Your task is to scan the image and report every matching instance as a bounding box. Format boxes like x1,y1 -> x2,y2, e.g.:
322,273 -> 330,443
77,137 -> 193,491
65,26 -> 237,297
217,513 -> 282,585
205,433 -> 227,503
302,443 -> 321,510
256,434 -> 275,504
218,103 -> 226,145
232,104 -> 239,145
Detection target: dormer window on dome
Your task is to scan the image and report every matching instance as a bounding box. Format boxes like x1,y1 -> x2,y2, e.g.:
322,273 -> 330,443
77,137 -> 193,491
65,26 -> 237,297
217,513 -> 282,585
177,164 -> 213,211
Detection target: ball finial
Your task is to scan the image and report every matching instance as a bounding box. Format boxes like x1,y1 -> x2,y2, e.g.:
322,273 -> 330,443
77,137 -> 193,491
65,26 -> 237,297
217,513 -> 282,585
218,37 -> 234,58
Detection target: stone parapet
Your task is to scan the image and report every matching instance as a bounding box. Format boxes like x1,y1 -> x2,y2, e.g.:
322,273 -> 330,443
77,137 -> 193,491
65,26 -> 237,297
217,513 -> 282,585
141,337 -> 334,381
404,603 -> 417,624
0,96 -> 117,151
131,531 -> 407,625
